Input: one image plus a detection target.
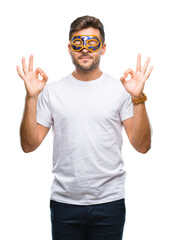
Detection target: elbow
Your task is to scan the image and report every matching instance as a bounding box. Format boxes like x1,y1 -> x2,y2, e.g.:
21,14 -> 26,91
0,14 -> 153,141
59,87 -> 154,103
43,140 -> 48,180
21,143 -> 37,153
132,138 -> 151,154
139,145 -> 151,154
135,143 -> 151,154
22,147 -> 33,153
22,148 -> 32,153
20,136 -> 39,153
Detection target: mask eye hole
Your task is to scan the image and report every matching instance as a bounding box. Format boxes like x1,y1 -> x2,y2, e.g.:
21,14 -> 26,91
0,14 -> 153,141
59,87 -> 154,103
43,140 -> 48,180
87,39 -> 98,46
73,39 -> 83,46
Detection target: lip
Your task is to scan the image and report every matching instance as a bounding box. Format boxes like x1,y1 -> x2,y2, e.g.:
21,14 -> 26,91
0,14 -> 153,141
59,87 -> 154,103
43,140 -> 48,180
79,54 -> 92,58
79,57 -> 92,60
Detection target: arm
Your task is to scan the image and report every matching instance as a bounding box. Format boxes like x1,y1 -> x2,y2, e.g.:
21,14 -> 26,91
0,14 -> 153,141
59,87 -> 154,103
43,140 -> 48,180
120,53 -> 153,153
123,103 -> 151,153
20,95 -> 50,153
17,55 -> 49,153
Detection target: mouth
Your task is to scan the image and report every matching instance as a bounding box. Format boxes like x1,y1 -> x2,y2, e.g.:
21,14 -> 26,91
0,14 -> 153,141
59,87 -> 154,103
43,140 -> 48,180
79,55 -> 92,60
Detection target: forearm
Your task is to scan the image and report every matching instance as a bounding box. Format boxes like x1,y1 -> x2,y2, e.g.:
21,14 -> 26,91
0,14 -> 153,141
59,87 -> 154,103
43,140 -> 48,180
132,102 -> 151,153
20,95 -> 39,152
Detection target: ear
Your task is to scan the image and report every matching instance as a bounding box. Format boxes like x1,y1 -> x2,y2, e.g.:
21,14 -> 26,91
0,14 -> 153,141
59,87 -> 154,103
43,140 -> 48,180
68,43 -> 71,55
101,43 -> 106,56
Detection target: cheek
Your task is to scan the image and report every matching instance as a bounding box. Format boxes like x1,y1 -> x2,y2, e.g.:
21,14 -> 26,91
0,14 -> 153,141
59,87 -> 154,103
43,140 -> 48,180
93,51 -> 101,59
71,51 -> 79,57
71,52 -> 81,62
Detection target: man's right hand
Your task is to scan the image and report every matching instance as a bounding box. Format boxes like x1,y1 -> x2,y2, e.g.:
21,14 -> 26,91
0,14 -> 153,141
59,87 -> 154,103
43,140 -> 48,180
16,54 -> 48,98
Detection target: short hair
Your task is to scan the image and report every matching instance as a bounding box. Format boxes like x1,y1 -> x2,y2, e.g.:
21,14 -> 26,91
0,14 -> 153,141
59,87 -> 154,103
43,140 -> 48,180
69,15 -> 105,44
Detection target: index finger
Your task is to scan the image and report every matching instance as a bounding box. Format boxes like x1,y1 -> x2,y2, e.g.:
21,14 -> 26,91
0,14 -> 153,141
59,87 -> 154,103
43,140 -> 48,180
136,53 -> 141,72
35,67 -> 48,82
28,54 -> 34,72
124,68 -> 135,76
42,72 -> 48,82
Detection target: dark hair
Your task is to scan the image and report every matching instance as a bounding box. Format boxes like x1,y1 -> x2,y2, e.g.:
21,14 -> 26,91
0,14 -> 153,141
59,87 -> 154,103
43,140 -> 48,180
69,15 -> 105,43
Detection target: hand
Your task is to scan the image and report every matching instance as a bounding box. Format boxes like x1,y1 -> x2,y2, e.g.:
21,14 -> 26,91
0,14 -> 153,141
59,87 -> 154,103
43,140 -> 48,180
120,53 -> 154,98
16,55 -> 48,98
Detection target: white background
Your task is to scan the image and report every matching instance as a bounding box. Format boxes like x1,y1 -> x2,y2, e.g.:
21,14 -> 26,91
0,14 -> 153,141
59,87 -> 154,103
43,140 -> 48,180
0,0 -> 170,239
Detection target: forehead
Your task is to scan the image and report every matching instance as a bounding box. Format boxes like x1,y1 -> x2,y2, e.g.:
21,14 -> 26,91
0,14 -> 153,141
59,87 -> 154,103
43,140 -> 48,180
72,27 -> 100,38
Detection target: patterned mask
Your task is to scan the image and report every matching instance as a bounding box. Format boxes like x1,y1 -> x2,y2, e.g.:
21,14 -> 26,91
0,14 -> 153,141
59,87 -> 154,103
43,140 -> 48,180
70,35 -> 102,53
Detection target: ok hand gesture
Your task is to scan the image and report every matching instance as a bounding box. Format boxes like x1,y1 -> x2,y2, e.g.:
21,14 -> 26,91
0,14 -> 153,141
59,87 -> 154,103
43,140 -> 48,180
16,55 -> 48,98
120,53 -> 154,98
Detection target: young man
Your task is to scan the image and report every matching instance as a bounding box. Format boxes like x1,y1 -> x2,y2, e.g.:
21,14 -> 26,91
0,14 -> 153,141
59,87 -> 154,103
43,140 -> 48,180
17,16 -> 153,240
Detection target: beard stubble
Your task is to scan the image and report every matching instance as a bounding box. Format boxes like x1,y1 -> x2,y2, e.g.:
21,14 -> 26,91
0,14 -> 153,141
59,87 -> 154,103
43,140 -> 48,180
71,52 -> 101,72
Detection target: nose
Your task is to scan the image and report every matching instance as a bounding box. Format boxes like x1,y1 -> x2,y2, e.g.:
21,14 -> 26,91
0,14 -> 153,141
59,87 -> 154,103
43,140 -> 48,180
81,47 -> 90,53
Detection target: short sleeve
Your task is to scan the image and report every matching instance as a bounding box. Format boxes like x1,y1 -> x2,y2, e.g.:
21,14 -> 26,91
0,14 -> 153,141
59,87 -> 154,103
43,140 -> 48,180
36,86 -> 52,128
119,89 -> 134,122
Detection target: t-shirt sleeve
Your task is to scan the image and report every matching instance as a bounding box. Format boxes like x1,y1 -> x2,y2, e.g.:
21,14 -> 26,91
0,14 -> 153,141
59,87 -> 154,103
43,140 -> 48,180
36,86 -> 52,128
119,89 -> 134,122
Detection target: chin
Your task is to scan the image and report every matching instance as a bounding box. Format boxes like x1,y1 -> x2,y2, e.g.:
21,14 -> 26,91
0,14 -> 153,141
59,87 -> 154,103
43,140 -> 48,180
78,64 -> 98,71
77,61 -> 100,71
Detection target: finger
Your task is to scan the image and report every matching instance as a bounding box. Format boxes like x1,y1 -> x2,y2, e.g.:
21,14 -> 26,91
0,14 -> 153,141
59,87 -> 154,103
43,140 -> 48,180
41,72 -> 48,82
16,65 -> 26,81
120,74 -> 127,84
35,67 -> 43,75
28,54 -> 34,72
142,57 -> 150,74
124,68 -> 135,76
35,68 -> 48,82
136,53 -> 141,72
145,65 -> 154,80
22,57 -> 28,74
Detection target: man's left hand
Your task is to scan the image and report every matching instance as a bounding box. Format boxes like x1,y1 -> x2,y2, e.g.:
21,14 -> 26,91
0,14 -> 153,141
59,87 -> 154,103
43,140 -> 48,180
120,53 -> 154,98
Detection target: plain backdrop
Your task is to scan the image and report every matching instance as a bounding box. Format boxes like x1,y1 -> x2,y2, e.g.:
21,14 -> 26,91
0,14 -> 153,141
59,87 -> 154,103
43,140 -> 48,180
0,0 -> 170,239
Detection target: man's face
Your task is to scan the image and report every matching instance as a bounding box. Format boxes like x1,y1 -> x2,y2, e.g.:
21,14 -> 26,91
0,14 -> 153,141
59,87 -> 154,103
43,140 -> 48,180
68,27 -> 106,72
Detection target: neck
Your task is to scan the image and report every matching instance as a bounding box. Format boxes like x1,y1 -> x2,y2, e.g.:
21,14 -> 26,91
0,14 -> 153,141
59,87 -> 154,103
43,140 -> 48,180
72,67 -> 103,81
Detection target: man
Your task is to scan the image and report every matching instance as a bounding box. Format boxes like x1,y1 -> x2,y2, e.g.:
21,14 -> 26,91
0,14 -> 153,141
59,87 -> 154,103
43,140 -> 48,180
17,16 -> 153,240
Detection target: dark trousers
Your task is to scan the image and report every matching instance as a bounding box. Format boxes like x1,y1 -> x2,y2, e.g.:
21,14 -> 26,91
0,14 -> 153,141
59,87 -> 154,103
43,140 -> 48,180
50,198 -> 126,240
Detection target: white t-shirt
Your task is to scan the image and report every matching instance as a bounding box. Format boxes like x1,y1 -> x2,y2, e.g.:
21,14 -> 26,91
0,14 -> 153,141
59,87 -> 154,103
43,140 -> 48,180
36,72 -> 133,205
